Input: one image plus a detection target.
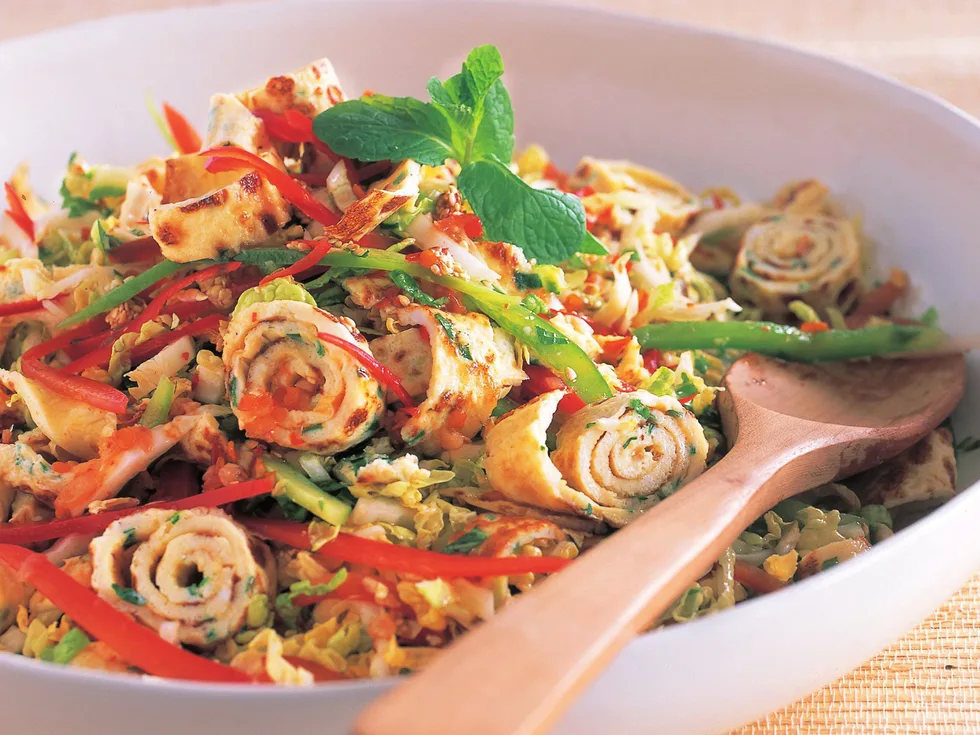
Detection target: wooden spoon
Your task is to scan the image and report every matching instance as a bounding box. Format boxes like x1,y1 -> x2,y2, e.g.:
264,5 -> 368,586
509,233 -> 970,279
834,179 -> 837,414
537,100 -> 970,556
355,354 -> 966,735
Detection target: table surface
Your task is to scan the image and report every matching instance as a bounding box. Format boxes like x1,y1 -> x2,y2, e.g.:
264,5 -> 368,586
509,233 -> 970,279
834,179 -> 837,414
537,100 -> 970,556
5,1 -> 980,732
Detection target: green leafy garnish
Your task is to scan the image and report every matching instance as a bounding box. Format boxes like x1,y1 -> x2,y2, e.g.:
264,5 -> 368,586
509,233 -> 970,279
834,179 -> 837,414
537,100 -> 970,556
112,584 -> 147,606
390,270 -> 447,307
313,45 -> 601,264
122,527 -> 138,549
434,312 -> 473,360
457,158 -> 590,265
443,527 -> 489,554
628,398 -> 658,424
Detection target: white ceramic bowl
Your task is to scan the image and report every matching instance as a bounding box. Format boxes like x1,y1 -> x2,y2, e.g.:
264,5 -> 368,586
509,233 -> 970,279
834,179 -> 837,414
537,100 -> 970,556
2,2 -> 979,733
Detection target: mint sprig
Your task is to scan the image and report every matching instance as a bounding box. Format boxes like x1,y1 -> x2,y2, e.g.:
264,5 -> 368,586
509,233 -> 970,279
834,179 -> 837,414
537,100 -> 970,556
313,45 -> 604,265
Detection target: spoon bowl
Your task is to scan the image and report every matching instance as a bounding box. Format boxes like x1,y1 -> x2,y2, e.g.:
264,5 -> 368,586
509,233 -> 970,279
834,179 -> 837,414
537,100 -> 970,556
357,354 -> 966,735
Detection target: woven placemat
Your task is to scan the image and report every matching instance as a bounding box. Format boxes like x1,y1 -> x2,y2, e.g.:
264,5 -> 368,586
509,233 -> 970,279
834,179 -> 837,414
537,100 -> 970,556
7,2 -> 980,733
733,574 -> 980,733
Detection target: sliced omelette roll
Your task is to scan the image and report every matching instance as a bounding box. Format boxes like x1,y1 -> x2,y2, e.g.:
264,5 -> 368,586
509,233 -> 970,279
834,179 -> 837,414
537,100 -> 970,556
686,202 -> 776,276
90,508 -> 272,647
370,306 -> 524,453
729,214 -> 863,320
568,157 -> 701,234
223,284 -> 384,454
553,391 -> 707,525
484,390 -> 707,526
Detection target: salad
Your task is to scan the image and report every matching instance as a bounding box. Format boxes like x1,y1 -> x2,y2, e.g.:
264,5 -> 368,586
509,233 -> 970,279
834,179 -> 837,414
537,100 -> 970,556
0,46 -> 963,684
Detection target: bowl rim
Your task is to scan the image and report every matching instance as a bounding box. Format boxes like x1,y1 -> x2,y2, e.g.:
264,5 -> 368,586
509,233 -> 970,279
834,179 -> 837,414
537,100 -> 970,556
1,0 -> 979,698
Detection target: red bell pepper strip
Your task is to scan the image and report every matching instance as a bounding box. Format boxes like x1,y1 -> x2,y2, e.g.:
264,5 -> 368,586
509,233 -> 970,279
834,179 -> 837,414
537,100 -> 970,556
0,478 -> 273,545
0,298 -> 44,318
733,560 -> 786,595
139,261 -> 240,327
161,102 -> 202,155
106,236 -> 162,264
64,311 -> 225,374
258,240 -> 329,286
201,147 -> 341,227
239,518 -> 571,578
21,323 -> 128,414
317,331 -> 415,408
3,181 -> 35,240
253,109 -> 336,157
61,301 -> 219,362
0,545 -> 257,683
252,109 -> 311,144
434,213 -> 483,240
521,365 -> 586,413
64,262 -> 238,373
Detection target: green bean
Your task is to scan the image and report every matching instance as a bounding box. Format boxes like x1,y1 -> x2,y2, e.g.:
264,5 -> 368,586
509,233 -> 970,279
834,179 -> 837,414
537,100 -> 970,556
58,259 -> 187,328
634,321 -> 947,362
236,248 -> 614,404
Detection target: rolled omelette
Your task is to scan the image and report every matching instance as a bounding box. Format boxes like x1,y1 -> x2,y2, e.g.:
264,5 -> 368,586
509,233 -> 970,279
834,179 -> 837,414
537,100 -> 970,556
223,293 -> 385,454
729,214 -> 862,320
90,507 -> 272,647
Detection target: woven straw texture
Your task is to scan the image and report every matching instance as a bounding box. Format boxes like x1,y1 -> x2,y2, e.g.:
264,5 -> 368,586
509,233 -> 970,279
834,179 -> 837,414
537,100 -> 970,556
7,1 -> 980,732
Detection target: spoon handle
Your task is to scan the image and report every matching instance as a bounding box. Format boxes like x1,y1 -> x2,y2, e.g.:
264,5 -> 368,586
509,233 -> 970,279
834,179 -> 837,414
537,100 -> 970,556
354,441 -> 798,735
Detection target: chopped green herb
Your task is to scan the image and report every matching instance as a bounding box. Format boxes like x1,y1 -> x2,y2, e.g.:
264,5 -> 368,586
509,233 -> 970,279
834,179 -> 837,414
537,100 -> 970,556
821,558 -> 840,571
167,512 -> 181,525
584,503 -> 594,516
302,424 -> 323,434
433,312 -> 473,360
693,353 -> 710,375
585,422 -> 596,429
675,373 -> 699,399
187,577 -> 209,598
628,398 -> 658,424
112,584 -> 147,606
623,436 -> 638,449
229,375 -> 240,407
665,409 -> 683,418
390,270 -> 448,307
443,528 -> 490,554
122,527 -> 138,549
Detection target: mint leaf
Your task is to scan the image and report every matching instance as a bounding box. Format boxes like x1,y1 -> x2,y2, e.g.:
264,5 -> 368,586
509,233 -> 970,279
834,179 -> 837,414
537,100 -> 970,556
470,80 -> 514,163
457,158 -> 587,264
580,230 -> 609,255
461,45 -> 505,102
313,95 -> 455,166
